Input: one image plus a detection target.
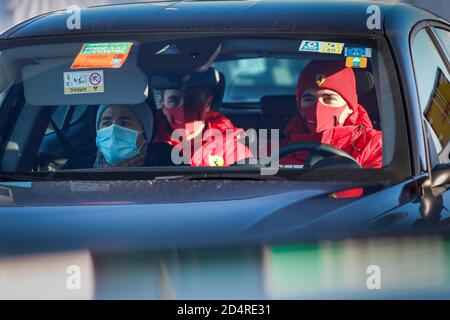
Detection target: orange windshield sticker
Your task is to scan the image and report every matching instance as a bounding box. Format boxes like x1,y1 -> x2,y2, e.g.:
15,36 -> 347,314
71,42 -> 133,69
345,56 -> 368,69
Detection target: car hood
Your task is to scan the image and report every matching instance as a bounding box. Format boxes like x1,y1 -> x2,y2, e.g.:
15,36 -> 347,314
0,179 -> 417,255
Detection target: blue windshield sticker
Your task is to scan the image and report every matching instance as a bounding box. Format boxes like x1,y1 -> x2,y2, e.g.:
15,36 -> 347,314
344,47 -> 372,58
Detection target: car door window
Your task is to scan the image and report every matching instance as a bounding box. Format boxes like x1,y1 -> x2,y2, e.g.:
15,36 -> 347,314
412,28 -> 450,166
45,105 -> 69,134
433,28 -> 450,62
214,58 -> 309,103
45,105 -> 89,134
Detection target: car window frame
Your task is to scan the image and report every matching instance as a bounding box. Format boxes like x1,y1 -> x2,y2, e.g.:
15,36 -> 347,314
432,28 -> 450,63
410,21 -> 450,169
429,23 -> 450,71
0,32 -> 411,183
428,24 -> 450,166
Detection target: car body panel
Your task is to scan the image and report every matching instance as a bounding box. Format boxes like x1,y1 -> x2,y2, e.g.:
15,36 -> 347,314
1,177 -> 444,256
1,0 -> 392,39
0,0 -> 450,299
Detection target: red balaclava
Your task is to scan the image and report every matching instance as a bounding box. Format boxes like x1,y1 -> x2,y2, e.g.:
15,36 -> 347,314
163,89 -> 210,138
296,60 -> 359,133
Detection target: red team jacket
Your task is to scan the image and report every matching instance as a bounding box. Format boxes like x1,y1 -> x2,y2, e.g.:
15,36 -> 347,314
155,109 -> 253,167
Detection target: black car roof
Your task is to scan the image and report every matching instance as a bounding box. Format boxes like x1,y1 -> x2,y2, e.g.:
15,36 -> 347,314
0,0 -> 444,40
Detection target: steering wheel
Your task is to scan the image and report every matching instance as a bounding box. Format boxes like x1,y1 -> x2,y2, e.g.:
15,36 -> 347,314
277,141 -> 361,168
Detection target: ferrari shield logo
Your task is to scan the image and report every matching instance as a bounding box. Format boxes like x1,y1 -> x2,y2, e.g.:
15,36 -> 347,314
208,155 -> 224,167
316,74 -> 326,86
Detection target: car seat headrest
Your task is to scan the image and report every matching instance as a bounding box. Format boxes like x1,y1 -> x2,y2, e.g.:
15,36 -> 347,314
354,69 -> 375,96
210,71 -> 226,112
260,95 -> 298,116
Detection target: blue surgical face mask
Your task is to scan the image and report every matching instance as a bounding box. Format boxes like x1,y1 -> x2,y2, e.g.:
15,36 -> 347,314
96,124 -> 144,165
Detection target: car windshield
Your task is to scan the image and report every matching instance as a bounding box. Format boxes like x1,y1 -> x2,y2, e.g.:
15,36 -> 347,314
0,35 -> 407,181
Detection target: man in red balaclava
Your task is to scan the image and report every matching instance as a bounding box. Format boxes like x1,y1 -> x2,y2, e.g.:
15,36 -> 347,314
281,60 -> 382,168
155,86 -> 253,167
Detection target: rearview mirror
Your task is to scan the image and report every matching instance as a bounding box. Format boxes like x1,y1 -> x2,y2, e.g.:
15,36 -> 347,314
150,67 -> 220,90
138,38 -> 221,74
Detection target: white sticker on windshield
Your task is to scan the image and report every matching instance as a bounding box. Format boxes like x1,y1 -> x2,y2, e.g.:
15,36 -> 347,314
63,70 -> 104,95
299,41 -> 344,55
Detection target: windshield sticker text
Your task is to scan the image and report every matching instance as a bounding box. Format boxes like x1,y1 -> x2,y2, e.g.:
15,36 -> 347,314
71,42 -> 133,69
299,41 -> 344,55
63,70 -> 104,95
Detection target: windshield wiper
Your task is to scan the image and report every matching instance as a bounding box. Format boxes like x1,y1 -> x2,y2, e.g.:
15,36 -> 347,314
0,172 -> 59,182
153,173 -> 287,181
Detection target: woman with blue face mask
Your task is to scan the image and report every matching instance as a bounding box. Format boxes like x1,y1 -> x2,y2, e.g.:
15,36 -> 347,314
94,103 -> 173,168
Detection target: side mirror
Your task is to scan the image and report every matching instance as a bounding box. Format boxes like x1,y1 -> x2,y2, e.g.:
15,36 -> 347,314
431,163 -> 450,190
418,163 -> 450,223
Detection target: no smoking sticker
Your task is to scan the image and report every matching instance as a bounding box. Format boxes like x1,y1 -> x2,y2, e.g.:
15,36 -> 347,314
64,70 -> 104,95
89,72 -> 102,86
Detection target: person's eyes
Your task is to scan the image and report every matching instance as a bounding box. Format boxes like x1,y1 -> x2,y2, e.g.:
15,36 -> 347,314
167,97 -> 181,107
121,121 -> 133,128
185,96 -> 204,105
322,96 -> 338,103
301,96 -> 315,104
101,120 -> 112,127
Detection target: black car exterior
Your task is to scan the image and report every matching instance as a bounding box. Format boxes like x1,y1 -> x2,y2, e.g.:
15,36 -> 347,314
0,0 -> 449,299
